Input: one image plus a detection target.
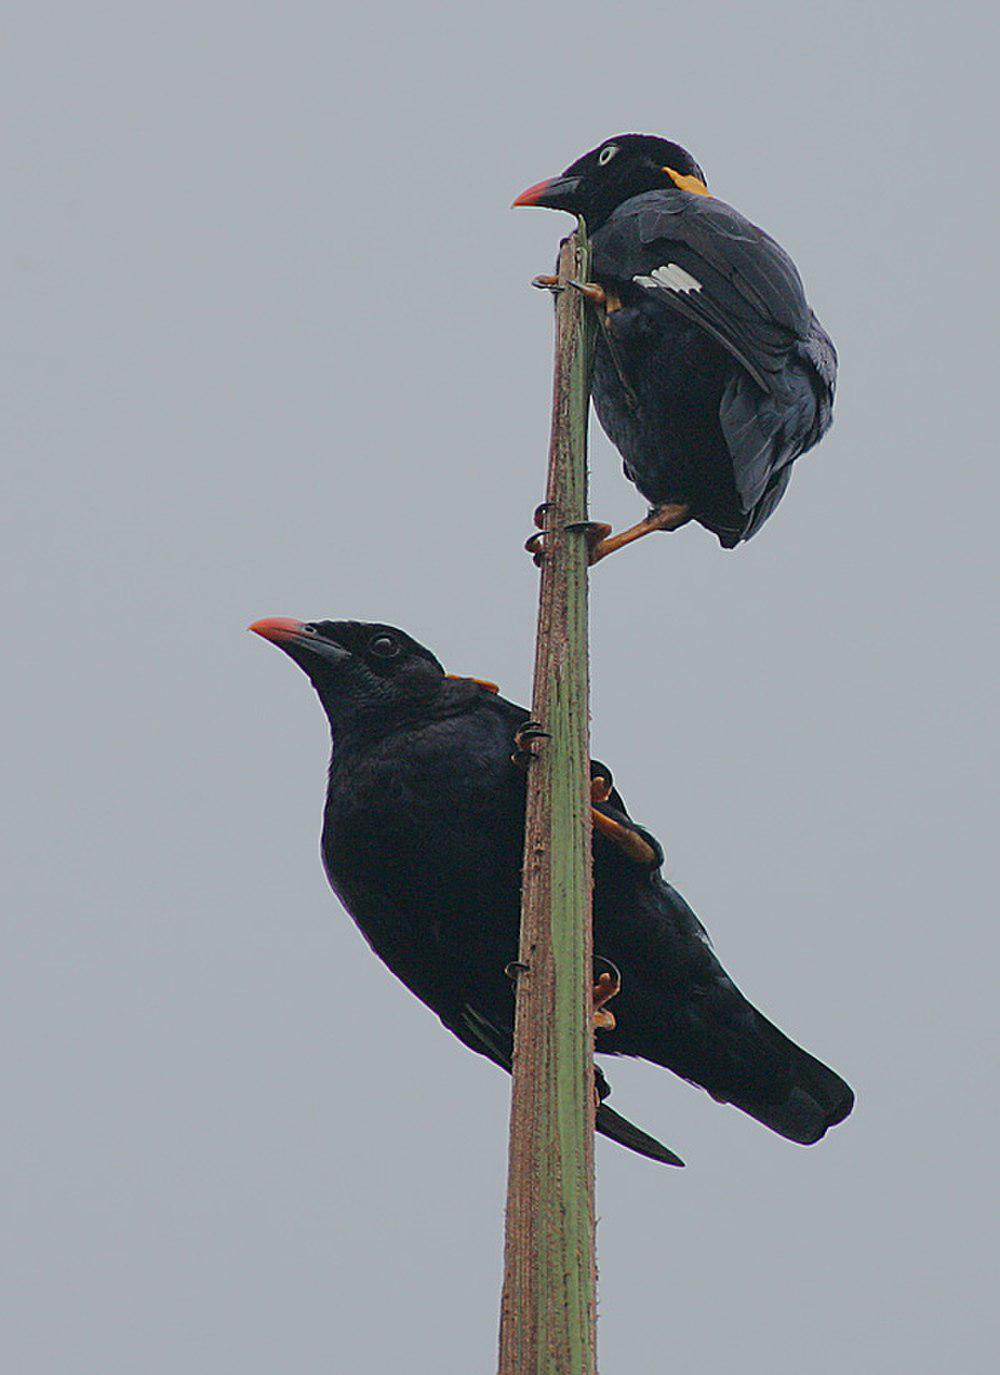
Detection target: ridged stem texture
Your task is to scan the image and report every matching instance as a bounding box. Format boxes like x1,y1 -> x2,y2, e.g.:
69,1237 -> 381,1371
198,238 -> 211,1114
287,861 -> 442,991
498,227 -> 598,1375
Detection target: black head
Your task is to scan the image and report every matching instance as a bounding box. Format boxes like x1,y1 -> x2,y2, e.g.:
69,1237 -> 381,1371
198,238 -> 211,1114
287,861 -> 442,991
250,617 -> 448,733
513,133 -> 708,232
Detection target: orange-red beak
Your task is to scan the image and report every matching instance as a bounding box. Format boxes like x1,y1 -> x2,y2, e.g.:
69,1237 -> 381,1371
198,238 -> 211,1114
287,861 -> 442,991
249,617 -> 306,644
512,174 -> 582,211
250,616 -> 351,675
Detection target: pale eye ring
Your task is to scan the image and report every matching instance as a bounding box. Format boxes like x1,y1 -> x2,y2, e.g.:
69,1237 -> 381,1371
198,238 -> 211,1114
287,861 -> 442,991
370,634 -> 398,658
598,144 -> 618,166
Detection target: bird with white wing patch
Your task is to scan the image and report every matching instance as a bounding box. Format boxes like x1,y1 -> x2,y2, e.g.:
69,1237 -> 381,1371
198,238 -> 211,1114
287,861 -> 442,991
515,133 -> 837,555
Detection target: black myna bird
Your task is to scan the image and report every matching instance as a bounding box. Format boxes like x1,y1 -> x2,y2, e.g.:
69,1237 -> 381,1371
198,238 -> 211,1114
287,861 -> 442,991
515,134 -> 837,555
251,616 -> 854,1165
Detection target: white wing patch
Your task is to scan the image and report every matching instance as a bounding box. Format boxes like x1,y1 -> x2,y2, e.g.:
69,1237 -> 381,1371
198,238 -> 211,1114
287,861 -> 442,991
634,263 -> 703,295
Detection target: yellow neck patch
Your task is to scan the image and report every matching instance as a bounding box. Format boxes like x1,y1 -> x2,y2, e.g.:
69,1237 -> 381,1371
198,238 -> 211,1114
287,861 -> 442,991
663,166 -> 711,197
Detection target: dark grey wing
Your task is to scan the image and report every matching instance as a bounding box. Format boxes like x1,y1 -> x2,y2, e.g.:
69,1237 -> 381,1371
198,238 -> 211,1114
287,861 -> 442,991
801,309 -> 838,412
594,191 -> 837,531
593,189 -> 815,394
718,310 -> 837,522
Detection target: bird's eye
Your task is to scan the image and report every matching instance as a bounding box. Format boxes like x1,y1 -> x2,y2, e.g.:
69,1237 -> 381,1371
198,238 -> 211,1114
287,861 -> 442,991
370,634 -> 398,659
598,145 -> 618,166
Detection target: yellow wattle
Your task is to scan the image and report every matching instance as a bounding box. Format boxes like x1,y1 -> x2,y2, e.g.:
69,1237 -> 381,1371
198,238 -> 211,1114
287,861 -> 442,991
663,166 -> 711,197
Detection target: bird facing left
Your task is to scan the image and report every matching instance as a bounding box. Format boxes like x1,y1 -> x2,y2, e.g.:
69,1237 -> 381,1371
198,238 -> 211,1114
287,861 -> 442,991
250,617 -> 854,1166
515,133 -> 837,554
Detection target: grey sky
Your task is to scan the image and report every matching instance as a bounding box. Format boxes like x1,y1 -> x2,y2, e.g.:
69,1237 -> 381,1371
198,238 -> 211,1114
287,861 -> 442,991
3,1 -> 998,1370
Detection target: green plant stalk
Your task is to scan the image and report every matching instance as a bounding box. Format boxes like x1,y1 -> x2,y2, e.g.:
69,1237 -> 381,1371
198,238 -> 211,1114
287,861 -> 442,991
498,227 -> 598,1375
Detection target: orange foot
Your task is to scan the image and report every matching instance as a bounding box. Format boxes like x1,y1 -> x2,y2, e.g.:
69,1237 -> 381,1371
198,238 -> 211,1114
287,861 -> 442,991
588,503 -> 691,564
567,280 -> 624,313
593,958 -> 621,1031
591,805 -> 661,869
531,273 -> 562,293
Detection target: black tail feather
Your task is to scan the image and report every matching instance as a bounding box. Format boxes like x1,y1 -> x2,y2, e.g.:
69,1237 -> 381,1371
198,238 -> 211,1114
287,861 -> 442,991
706,1009 -> 856,1145
596,1103 -> 684,1166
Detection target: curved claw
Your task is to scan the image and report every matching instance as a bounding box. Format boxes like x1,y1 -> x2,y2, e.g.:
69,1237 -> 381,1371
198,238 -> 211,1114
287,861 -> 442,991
511,720 -> 551,768
529,520 -> 612,566
531,273 -> 564,293
567,278 -> 607,305
515,721 -> 551,744
563,520 -> 613,559
524,530 -> 550,567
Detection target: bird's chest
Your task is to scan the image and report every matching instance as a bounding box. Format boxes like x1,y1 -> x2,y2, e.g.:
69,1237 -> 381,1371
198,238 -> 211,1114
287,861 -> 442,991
322,722 -> 524,947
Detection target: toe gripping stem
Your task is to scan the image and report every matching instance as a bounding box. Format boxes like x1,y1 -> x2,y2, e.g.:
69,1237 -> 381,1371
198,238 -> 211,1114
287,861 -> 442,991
505,957 -> 620,1032
567,279 -> 607,305
526,503 -> 612,566
524,500 -> 555,565
511,720 -> 551,769
531,273 -> 564,294
593,956 -> 622,1031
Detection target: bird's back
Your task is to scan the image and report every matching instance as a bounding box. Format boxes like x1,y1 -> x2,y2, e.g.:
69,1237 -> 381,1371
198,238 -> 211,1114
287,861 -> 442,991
590,188 -> 837,545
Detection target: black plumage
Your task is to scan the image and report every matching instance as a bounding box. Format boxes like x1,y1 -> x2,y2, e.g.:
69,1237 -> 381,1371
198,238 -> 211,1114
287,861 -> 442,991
251,616 -> 854,1165
515,134 -> 837,547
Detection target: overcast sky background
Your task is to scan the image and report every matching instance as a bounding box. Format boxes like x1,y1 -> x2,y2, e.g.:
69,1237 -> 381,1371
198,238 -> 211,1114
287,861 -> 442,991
4,2 -> 998,1371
